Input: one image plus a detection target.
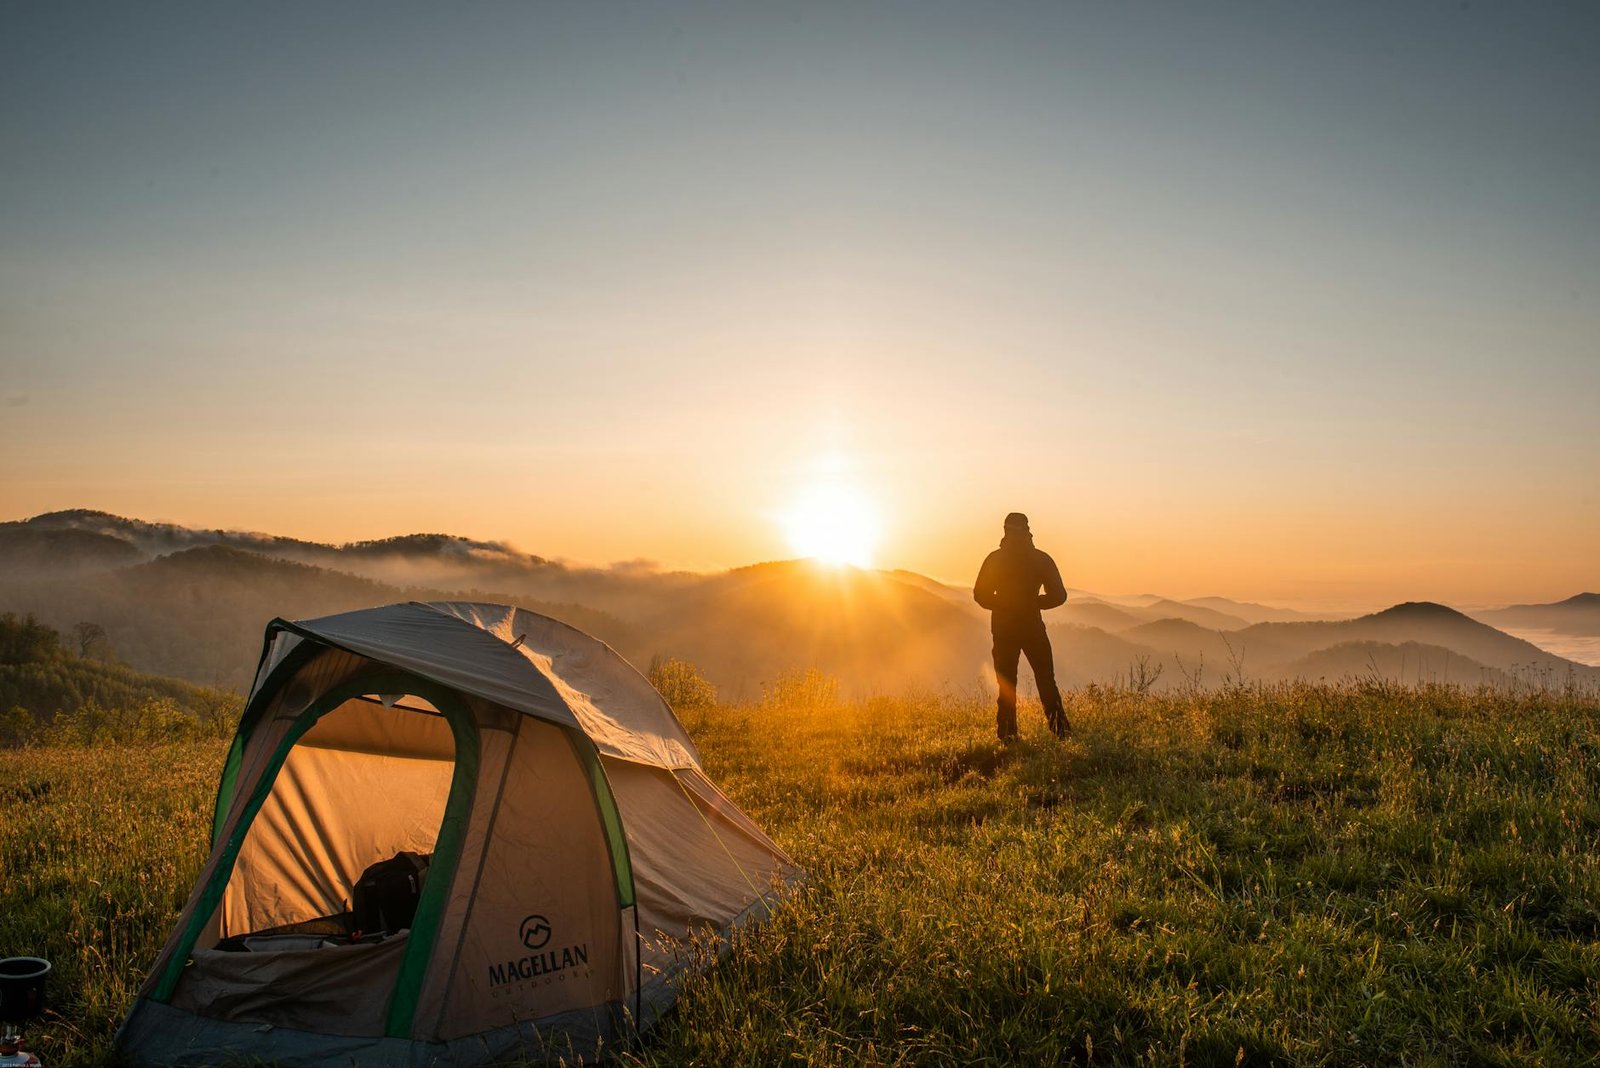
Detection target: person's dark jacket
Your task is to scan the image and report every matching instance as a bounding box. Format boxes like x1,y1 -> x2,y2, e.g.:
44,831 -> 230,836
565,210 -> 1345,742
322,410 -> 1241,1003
973,533 -> 1067,636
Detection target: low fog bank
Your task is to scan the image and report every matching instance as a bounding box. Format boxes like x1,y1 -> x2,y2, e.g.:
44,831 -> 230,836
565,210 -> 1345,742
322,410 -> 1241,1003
1484,630 -> 1600,668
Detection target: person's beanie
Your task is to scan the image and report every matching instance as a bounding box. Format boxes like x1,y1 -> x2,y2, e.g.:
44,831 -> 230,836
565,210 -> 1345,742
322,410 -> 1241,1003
1004,512 -> 1030,532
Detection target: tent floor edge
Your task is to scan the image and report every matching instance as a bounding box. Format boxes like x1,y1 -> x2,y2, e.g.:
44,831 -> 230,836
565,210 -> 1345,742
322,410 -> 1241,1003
116,997 -> 633,1068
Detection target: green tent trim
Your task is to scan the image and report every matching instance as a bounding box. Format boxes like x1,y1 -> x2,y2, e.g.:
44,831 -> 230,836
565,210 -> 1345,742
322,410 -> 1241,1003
209,626 -> 323,845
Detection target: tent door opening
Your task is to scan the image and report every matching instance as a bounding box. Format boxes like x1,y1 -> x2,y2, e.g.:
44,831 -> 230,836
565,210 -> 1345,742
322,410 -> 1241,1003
216,686 -> 458,945
151,671 -> 480,1039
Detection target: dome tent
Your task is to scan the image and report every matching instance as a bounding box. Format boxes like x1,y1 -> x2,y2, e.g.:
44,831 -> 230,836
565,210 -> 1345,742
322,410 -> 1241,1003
117,601 -> 799,1066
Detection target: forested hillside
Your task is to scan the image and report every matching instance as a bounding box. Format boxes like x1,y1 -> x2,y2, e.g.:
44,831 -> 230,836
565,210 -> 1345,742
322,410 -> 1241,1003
0,613 -> 237,742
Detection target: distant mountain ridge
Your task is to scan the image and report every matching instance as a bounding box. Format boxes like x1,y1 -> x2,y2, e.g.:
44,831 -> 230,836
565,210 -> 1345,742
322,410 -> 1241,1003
1052,601 -> 1594,689
0,526 -> 145,579
1237,602 -> 1586,681
1471,593 -> 1600,638
1178,596 -> 1336,624
3,510 -> 1596,693
6,509 -> 551,572
7,509 -> 330,557
1,509 -> 699,618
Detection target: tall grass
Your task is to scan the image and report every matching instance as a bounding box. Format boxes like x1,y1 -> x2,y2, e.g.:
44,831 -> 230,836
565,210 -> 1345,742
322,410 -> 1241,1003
0,742 -> 221,1058
3,681 -> 1597,1065
650,681 -> 1600,1066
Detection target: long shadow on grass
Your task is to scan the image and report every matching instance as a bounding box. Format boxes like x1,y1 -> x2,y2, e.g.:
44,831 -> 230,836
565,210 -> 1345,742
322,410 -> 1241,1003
987,731 -> 1199,817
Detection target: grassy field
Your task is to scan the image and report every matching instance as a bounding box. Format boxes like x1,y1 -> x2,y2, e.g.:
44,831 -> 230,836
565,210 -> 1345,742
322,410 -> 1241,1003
3,680 -> 1599,1065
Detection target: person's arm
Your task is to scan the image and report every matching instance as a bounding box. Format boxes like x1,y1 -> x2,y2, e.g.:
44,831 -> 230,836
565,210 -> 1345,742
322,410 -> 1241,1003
1037,553 -> 1067,610
973,554 -> 999,610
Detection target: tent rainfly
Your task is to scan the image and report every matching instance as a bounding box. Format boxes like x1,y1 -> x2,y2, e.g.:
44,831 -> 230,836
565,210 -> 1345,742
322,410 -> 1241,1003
116,601 -> 799,1066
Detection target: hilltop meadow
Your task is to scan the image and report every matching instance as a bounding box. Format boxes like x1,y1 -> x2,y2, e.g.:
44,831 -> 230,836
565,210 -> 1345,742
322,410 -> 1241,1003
3,668 -> 1598,1066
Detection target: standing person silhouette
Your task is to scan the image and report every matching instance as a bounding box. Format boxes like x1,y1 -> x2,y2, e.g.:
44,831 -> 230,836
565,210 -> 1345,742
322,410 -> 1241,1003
973,512 -> 1070,742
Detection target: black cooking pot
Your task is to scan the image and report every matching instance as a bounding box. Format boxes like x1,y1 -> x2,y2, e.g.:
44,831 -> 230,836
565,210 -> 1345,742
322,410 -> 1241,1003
0,957 -> 49,1022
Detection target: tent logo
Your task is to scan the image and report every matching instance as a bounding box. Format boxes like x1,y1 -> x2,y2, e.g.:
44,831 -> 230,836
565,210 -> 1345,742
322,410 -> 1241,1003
519,914 -> 552,950
489,916 -> 591,991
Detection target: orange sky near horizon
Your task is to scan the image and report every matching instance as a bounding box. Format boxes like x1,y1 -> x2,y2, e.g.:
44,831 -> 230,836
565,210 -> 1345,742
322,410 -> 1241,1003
3,5 -> 1597,611
5,441 -> 1594,612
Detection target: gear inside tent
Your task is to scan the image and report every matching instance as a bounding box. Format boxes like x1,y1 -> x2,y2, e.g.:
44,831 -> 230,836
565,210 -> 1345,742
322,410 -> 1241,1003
116,602 -> 800,1067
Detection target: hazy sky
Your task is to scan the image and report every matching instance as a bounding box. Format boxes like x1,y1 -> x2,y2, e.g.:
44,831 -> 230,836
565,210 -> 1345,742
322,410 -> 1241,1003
3,2 -> 1596,608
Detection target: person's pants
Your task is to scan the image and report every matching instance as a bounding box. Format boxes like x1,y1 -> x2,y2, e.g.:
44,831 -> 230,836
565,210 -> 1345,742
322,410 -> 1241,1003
993,628 -> 1068,740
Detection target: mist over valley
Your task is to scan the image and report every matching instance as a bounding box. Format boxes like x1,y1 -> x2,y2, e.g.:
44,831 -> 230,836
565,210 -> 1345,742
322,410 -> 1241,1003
4,510 -> 1595,701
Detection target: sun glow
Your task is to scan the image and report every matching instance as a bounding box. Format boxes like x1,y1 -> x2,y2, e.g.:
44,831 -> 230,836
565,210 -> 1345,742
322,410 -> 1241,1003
782,482 -> 882,568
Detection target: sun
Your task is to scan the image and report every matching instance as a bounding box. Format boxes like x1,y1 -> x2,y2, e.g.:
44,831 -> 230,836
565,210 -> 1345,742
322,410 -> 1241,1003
781,482 -> 882,568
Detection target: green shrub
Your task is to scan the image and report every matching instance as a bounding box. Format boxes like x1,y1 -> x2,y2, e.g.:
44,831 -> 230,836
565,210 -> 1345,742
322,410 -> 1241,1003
648,655 -> 721,712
